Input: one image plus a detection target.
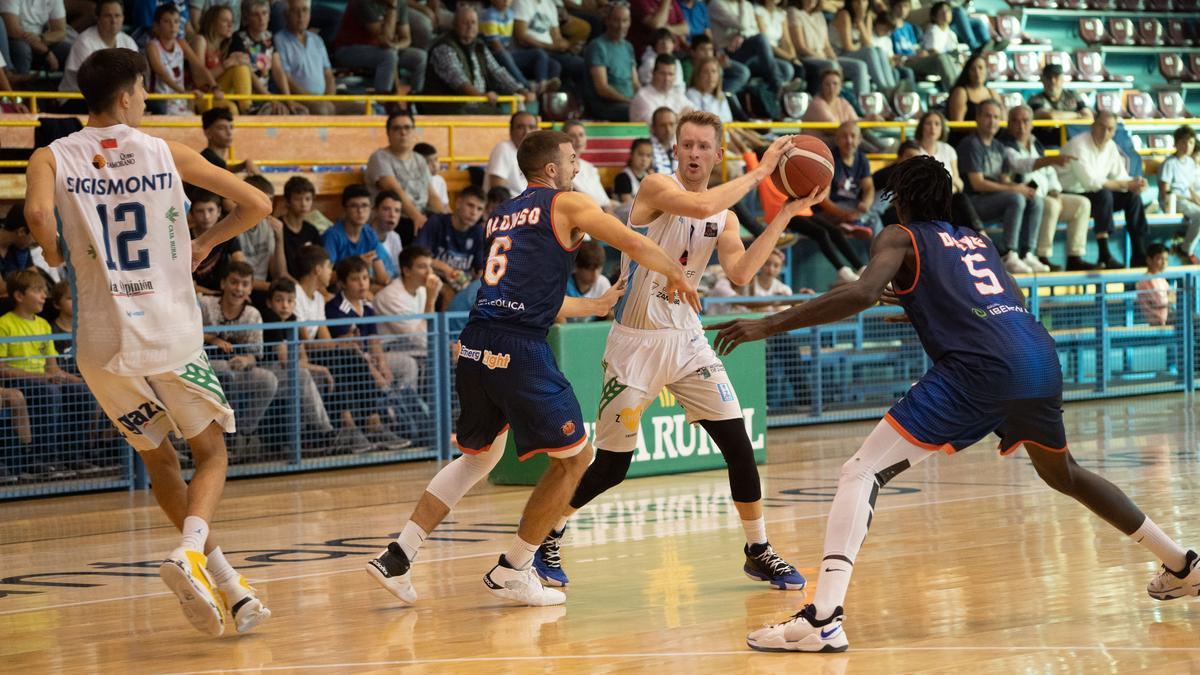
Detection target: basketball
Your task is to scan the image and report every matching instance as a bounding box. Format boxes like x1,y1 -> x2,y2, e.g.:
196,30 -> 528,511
770,136 -> 835,199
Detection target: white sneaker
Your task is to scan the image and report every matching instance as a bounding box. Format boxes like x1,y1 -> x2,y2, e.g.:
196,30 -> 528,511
217,574 -> 272,633
1022,252 -> 1050,273
747,604 -> 848,653
160,547 -> 226,637
1148,549 -> 1200,601
366,542 -> 418,604
483,556 -> 566,606
1003,251 -> 1033,274
835,267 -> 860,283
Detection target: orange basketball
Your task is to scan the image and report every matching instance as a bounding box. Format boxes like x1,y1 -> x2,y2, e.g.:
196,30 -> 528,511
770,136 -> 835,199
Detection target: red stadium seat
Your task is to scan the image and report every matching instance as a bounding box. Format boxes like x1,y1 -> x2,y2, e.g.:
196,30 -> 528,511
1107,18 -> 1136,46
1189,54 -> 1200,81
1078,18 -> 1105,45
1125,91 -> 1155,118
1136,18 -> 1164,46
1166,19 -> 1192,47
782,92 -> 811,119
1157,90 -> 1186,118
892,92 -> 922,120
1087,0 -> 1116,8
928,92 -> 950,111
539,92 -> 581,122
994,14 -> 1025,44
1045,51 -> 1075,80
1116,0 -> 1144,9
1160,54 -> 1186,82
1013,52 -> 1043,81
1001,92 -> 1026,112
1148,134 -> 1173,150
859,92 -> 888,118
986,51 -> 1011,82
1095,91 -> 1123,115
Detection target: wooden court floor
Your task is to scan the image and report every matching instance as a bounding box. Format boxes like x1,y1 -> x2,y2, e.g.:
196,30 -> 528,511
2,393 -> 1199,674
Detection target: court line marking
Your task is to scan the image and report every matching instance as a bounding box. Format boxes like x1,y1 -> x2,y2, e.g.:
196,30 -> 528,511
164,645 -> 1200,673
0,484 -> 1056,617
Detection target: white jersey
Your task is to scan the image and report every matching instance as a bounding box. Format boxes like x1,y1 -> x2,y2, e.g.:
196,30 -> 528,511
614,175 -> 727,331
49,124 -> 201,376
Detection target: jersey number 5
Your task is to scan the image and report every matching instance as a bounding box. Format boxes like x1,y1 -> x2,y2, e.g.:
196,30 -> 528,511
960,253 -> 1004,296
96,202 -> 150,271
483,236 -> 512,286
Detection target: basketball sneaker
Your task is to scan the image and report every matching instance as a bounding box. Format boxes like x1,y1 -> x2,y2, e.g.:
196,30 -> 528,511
1147,549 -> 1200,601
533,528 -> 569,587
215,575 -> 272,633
366,542 -> 418,604
744,542 -> 806,590
484,555 -> 566,606
747,604 -> 849,653
159,547 -> 226,637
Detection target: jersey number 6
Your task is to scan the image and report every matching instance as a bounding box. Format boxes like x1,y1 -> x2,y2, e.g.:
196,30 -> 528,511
483,236 -> 512,286
960,253 -> 1004,296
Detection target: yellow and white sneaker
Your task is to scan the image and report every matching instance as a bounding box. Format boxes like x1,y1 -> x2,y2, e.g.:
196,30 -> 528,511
160,547 -> 226,637
217,575 -> 272,633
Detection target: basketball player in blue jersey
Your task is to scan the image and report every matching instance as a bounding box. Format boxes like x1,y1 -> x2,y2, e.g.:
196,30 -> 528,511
24,49 -> 274,636
366,130 -> 701,607
714,156 -> 1200,652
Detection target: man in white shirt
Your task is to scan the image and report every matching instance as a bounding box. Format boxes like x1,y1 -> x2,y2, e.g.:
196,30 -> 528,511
563,120 -> 616,213
372,245 -> 442,388
60,0 -> 138,93
0,0 -> 70,75
629,54 -> 694,124
1058,111 -> 1149,268
485,110 -> 539,193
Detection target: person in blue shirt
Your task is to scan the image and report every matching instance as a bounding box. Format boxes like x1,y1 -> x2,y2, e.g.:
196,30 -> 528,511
415,185 -> 488,305
323,184 -> 397,289
0,206 -> 34,290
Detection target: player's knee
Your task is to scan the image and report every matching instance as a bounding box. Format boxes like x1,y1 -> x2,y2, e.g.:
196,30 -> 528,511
577,448 -> 630,491
1031,452 -> 1077,495
552,444 -> 593,478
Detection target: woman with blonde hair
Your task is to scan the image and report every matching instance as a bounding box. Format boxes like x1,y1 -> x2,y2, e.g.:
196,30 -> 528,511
190,5 -> 253,113
687,57 -> 765,153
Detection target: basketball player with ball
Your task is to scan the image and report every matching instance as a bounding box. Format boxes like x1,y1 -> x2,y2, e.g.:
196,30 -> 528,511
532,110 -> 831,591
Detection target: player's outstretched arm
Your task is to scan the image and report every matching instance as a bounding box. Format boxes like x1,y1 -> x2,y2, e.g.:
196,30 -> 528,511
24,148 -> 63,267
717,185 -> 828,286
556,278 -> 626,320
554,192 -> 702,313
712,224 -> 912,355
636,136 -> 796,219
167,140 -> 272,269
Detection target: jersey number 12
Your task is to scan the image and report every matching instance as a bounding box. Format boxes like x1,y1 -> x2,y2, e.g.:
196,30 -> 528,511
96,202 -> 150,271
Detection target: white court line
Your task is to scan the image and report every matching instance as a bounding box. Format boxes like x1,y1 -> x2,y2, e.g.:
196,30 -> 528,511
0,483 -> 1076,617
165,645 -> 1200,674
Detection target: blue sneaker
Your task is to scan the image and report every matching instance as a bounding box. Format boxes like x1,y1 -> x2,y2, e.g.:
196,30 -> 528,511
533,528 -> 569,587
744,542 -> 806,590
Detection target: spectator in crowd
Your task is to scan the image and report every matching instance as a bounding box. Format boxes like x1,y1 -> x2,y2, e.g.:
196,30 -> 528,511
191,190 -> 246,295
630,53 -> 693,123
322,256 -> 410,451
408,0 -> 454,50
280,176 -> 323,279
745,247 -> 792,307
191,4 -> 253,113
190,0 -> 242,34
562,120 -> 616,212
1159,126 -> 1200,264
912,110 -> 982,232
199,107 -> 260,176
584,3 -> 638,121
710,0 -> 794,94
831,0 -> 902,95
563,240 -> 613,322
480,0 -> 562,92
0,269 -> 87,480
292,244 -> 333,342
485,186 -> 511,215
1059,111 -> 1149,269
424,4 -> 534,114
485,110 -> 538,193
614,137 -> 653,206
1,0 -> 71,76
258,277 -> 336,444
129,0 -> 191,41
147,4 -> 212,115
59,0 -> 138,95
275,0 -> 336,115
1002,104 -> 1093,272
1136,243 -> 1174,326
373,245 -> 441,390
947,51 -> 997,124
371,189 -> 406,268
1028,63 -> 1091,147
920,2 -> 958,58
414,142 -> 449,208
803,68 -> 858,128
637,28 -> 685,91
814,121 -> 876,238
416,185 -> 487,305
757,0 -> 808,84
368,111 -> 447,245
631,0 -> 688,58
513,0 -> 587,86
785,207 -> 866,284
334,0 -> 426,98
685,33 -> 751,96
686,57 -> 732,122
0,206 -> 33,290
238,175 -> 287,293
788,0 -> 869,95
648,106 -> 678,174
886,0 -> 956,90
959,99 -> 1062,273
947,1 -> 995,53
199,260 -> 279,457
233,0 -> 305,114
323,184 -> 397,286
0,383 -> 31,482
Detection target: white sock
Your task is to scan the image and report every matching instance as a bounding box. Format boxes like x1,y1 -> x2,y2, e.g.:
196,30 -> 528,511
742,517 -> 768,547
502,537 -> 539,570
1131,517 -> 1188,571
397,522 -> 428,561
206,547 -> 239,586
181,516 -> 209,553
553,516 -> 569,534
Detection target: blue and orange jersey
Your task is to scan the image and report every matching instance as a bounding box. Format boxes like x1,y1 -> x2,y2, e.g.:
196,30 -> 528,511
468,186 -> 579,335
892,220 -> 1061,399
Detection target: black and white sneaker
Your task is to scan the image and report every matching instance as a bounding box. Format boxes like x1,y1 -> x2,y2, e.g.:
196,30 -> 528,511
748,603 -> 849,652
1147,549 -> 1200,601
366,542 -> 417,604
744,542 -> 806,590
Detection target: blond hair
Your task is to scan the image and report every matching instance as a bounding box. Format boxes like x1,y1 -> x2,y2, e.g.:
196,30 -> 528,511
676,109 -> 723,144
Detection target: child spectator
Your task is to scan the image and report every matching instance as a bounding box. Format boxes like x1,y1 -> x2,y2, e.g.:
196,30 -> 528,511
292,245 -> 333,341
485,186 -> 512,217
198,107 -> 260,178
280,176 -> 324,279
614,138 -> 653,204
238,175 -> 286,295
1160,126 -> 1200,264
370,190 -> 405,271
1136,243 -> 1175,327
416,185 -> 488,305
373,246 -> 441,391
199,261 -> 279,457
638,28 -> 685,93
146,4 -> 212,115
0,205 -> 35,291
414,143 -> 450,210
0,385 -> 31,482
259,277 -> 335,443
322,184 -> 396,287
563,240 -> 612,323
191,189 -> 246,295
321,256 -> 411,452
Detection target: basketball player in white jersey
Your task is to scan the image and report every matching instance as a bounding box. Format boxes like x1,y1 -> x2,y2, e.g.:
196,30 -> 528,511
24,48 -> 273,637
533,111 -> 830,590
